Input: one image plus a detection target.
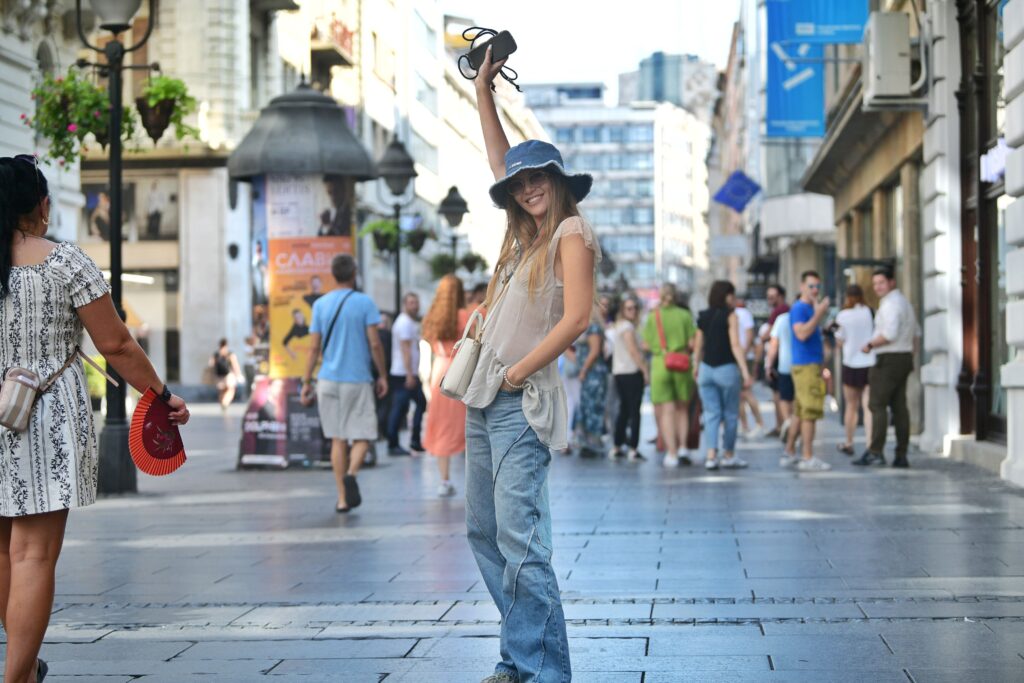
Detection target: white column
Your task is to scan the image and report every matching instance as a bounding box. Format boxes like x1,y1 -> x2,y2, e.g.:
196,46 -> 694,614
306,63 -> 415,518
918,0 -> 963,454
1001,0 -> 1024,485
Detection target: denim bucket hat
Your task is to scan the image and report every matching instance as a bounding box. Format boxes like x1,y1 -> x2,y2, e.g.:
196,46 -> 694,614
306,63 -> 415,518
488,140 -> 593,209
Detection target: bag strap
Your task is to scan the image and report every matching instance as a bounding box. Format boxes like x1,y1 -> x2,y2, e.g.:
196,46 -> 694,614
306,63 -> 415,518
655,309 -> 669,353
39,346 -> 119,395
322,290 -> 355,351
467,269 -> 514,343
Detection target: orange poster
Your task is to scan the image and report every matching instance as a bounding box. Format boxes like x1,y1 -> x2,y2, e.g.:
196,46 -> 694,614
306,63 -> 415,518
268,236 -> 352,378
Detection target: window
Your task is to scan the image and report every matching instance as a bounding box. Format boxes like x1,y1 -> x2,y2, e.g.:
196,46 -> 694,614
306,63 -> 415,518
555,127 -> 575,144
631,207 -> 654,224
414,72 -> 437,115
414,11 -> 437,56
627,124 -> 654,142
581,126 -> 602,143
608,125 -> 626,143
409,130 -> 438,173
372,32 -> 396,89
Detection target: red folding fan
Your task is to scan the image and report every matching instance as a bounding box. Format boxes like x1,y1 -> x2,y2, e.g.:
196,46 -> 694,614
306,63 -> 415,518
129,388 -> 187,476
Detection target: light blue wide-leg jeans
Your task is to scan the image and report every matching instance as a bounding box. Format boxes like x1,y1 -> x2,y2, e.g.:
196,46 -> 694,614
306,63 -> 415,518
465,391 -> 571,683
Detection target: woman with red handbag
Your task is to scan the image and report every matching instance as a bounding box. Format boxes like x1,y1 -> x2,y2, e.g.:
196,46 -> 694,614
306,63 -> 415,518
641,283 -> 697,467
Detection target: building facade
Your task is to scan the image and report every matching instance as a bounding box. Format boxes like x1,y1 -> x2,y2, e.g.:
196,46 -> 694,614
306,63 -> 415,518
524,83 -> 710,298
619,51 -> 719,124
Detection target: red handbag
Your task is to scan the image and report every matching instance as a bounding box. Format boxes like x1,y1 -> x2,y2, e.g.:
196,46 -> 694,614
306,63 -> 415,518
656,309 -> 691,373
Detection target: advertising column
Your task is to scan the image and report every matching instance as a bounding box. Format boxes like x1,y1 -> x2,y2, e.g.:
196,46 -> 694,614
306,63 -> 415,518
239,174 -> 355,468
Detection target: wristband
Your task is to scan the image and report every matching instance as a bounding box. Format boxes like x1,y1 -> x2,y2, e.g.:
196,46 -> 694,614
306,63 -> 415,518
158,384 -> 172,403
502,367 -> 527,390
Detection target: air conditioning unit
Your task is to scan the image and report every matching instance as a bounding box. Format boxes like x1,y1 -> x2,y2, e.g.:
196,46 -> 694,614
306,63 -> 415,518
863,12 -> 912,103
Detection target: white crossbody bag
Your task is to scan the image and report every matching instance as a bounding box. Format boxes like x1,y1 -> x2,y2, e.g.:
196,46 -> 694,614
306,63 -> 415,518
439,272 -> 513,401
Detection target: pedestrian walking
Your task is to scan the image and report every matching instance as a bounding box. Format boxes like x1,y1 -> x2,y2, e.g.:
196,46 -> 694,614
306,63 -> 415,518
854,268 -> 918,468
300,254 -> 388,512
761,284 -> 790,437
610,297 -> 649,460
374,312 -> 393,441
833,284 -> 875,456
421,275 -> 470,497
734,299 -> 766,439
459,45 -> 600,683
766,304 -> 797,462
788,270 -> 833,471
692,281 -> 752,470
558,347 -> 581,455
0,155 -> 191,683
209,338 -> 243,411
642,283 -> 698,467
573,311 -> 609,456
387,293 -> 427,456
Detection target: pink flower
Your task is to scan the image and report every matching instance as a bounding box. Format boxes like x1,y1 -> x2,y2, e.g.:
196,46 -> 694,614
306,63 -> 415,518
19,113 -> 26,119
67,123 -> 78,132
94,110 -> 101,118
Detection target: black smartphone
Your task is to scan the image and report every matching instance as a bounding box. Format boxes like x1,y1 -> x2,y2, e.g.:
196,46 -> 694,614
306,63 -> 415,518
467,30 -> 517,70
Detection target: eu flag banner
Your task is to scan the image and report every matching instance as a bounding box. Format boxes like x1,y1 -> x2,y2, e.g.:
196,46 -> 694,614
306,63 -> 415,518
769,0 -> 869,44
766,0 -> 825,138
713,171 -> 761,213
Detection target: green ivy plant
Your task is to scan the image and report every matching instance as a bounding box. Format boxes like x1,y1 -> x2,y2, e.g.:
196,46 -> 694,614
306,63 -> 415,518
430,253 -> 458,280
139,74 -> 198,140
460,252 -> 488,273
22,69 -> 137,165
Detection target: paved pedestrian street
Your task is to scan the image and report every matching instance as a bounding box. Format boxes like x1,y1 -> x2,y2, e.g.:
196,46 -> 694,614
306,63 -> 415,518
4,403 -> 1024,682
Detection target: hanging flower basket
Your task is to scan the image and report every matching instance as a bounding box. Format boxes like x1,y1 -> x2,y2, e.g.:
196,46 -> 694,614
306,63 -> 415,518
137,75 -> 198,144
404,227 -> 432,254
135,97 -> 175,143
460,252 -> 488,273
22,68 -> 136,164
359,219 -> 399,253
430,253 -> 458,280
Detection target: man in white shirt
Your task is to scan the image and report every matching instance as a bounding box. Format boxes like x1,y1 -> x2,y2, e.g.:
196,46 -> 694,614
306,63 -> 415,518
387,293 -> 426,456
734,300 -> 765,439
854,268 -> 918,468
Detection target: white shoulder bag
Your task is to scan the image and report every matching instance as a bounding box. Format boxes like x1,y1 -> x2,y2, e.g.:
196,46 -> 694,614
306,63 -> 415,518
440,273 -> 512,400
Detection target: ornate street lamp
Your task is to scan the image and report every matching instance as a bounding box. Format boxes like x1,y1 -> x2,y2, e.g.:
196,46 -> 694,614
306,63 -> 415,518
438,186 -> 468,260
75,0 -> 155,494
376,137 -> 417,315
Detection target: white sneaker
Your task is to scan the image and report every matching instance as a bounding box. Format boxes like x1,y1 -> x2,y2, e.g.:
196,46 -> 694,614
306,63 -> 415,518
676,449 -> 693,465
721,455 -> 748,469
746,425 -> 765,440
437,481 -> 455,497
663,453 -> 680,468
796,456 -> 832,472
827,396 -> 840,413
607,446 -> 621,460
779,454 -> 799,468
705,457 -> 719,470
627,448 -> 646,461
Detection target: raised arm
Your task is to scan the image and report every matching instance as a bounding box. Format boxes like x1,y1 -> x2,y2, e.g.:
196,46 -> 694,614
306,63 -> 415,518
475,46 -> 511,179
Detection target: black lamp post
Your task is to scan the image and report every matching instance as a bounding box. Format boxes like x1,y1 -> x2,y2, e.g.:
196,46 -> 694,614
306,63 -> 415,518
75,0 -> 155,494
376,137 -> 417,315
438,186 -> 469,262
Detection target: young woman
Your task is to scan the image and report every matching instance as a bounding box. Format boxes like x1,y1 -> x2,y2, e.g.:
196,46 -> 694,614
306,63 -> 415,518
611,297 -> 649,460
460,46 -> 598,683
692,280 -> 753,470
209,338 -> 243,410
421,274 -> 470,496
0,156 -> 190,683
573,310 -> 608,457
641,283 -> 697,466
833,284 -> 875,455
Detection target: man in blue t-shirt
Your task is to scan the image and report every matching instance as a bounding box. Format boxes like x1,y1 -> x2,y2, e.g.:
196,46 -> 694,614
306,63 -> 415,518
301,254 -> 388,513
788,270 -> 832,472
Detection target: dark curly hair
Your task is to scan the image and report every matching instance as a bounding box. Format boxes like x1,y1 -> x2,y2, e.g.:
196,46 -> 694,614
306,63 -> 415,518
0,155 -> 50,298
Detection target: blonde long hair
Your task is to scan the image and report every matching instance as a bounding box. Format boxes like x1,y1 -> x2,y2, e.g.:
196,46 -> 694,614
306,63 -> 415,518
484,174 -> 581,308
422,274 -> 465,343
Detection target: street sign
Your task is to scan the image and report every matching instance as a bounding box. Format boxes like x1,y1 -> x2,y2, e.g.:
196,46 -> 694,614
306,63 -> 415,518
709,234 -> 752,258
768,0 -> 869,45
712,171 -> 761,213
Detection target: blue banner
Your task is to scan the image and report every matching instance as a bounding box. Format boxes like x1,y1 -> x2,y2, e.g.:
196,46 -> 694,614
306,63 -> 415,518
769,0 -> 868,44
766,1 -> 825,138
713,171 -> 761,213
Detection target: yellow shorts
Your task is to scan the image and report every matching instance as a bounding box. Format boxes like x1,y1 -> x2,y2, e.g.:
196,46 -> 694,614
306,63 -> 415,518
792,364 -> 825,421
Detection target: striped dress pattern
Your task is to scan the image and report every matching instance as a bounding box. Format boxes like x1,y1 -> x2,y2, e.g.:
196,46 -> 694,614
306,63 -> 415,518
0,242 -> 109,517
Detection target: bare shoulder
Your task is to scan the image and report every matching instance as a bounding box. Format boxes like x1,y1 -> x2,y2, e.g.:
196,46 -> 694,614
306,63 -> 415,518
11,235 -> 59,266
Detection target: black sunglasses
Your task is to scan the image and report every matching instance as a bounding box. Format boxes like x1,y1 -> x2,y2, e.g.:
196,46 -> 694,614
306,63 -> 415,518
506,170 -> 550,196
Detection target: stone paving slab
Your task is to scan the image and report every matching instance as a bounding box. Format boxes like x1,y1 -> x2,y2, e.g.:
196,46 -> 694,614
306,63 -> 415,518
3,400 -> 1023,679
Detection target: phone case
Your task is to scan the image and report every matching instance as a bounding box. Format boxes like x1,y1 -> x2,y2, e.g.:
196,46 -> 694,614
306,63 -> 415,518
467,31 -> 518,70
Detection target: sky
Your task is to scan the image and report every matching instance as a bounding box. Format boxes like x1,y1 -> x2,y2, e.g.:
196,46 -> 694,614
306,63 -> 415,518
441,0 -> 742,101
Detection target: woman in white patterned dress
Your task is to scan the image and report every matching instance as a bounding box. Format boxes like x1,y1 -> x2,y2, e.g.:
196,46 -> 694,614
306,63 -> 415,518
0,156 -> 190,683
